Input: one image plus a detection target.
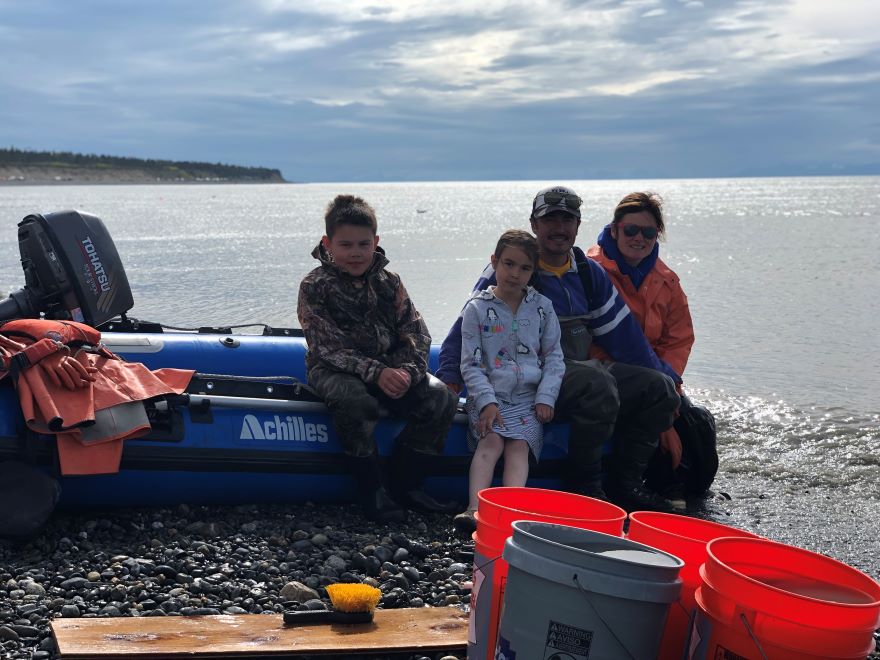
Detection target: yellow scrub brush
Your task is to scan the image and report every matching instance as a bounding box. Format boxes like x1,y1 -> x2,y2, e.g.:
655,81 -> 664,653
283,583 -> 382,625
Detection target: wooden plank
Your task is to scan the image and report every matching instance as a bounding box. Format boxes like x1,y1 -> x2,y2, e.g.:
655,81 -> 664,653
52,607 -> 469,658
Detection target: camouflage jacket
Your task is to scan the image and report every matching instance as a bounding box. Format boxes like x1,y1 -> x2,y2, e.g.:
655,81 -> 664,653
297,242 -> 431,385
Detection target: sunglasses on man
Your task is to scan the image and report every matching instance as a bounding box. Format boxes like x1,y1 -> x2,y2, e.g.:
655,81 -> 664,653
536,191 -> 582,210
620,223 -> 659,239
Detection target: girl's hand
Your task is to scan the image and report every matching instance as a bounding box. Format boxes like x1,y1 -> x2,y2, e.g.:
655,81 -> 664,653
535,404 -> 554,423
478,403 -> 504,437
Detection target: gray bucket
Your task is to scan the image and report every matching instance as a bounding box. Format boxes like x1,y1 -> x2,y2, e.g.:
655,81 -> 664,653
496,520 -> 684,660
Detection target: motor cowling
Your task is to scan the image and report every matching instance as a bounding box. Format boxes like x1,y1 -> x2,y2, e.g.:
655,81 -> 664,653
0,210 -> 134,326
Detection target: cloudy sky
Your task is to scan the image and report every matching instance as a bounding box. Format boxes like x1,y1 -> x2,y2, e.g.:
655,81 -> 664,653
1,0 -> 878,181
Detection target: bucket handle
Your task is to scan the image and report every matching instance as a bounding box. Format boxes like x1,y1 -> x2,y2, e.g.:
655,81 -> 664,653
474,554 -> 502,575
573,573 -> 638,660
739,612 -> 769,660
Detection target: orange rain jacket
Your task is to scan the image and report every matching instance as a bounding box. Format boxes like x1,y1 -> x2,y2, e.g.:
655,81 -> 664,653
1,320 -> 192,475
587,244 -> 694,380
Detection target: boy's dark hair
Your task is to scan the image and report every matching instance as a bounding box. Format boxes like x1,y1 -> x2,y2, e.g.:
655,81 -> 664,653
494,229 -> 539,267
324,194 -> 378,238
612,191 -> 665,235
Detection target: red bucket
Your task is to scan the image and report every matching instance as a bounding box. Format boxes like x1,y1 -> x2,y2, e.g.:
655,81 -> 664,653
468,487 -> 626,660
692,536 -> 880,659
627,511 -> 760,659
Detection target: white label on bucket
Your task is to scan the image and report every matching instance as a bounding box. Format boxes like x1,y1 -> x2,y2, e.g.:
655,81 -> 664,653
469,566 -> 484,645
544,620 -> 593,659
687,617 -> 701,658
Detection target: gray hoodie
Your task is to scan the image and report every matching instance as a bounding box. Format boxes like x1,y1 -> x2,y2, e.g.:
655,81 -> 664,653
460,286 -> 565,413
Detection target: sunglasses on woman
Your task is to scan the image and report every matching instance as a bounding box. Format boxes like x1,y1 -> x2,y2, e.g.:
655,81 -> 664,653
539,191 -> 582,209
621,223 -> 659,239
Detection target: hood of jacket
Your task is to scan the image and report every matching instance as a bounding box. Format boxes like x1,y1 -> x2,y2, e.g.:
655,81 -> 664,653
596,224 -> 660,289
310,241 -> 389,278
471,285 -> 539,305
588,238 -> 677,286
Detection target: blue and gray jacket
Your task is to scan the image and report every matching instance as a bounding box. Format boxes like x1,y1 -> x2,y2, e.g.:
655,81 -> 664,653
436,246 -> 680,387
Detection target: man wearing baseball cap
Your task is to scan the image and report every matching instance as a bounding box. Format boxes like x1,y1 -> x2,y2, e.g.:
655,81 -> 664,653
437,185 -> 681,512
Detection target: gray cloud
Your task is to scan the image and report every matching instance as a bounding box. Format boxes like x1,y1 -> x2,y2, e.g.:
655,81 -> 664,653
1,0 -> 877,180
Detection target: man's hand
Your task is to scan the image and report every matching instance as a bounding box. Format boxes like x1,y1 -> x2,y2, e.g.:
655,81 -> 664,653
659,426 -> 682,469
477,403 -> 504,438
38,353 -> 97,390
535,403 -> 554,423
377,367 -> 411,399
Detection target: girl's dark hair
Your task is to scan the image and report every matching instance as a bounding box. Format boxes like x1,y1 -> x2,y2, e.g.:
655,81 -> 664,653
494,229 -> 539,266
324,194 -> 377,237
612,192 -> 665,235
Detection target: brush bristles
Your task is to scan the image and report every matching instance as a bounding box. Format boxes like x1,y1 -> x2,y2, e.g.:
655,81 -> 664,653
325,583 -> 382,613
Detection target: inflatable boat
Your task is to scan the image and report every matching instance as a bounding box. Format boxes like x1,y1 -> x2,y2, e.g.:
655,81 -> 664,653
0,211 -> 571,510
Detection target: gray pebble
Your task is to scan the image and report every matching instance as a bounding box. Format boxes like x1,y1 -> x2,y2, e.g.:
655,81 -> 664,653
60,577 -> 89,590
373,545 -> 393,563
61,605 -> 80,618
8,625 -> 40,638
22,582 -> 45,596
223,606 -> 248,614
280,581 -> 319,603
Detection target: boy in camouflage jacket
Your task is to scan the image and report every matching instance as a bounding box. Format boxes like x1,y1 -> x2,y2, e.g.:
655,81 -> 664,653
297,195 -> 457,522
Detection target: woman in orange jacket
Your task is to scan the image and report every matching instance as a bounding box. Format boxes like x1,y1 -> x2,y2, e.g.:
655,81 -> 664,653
588,192 -> 695,491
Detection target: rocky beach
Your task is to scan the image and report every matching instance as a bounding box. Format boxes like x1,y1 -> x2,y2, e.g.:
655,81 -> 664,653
1,502 -> 475,660
2,483 -> 879,660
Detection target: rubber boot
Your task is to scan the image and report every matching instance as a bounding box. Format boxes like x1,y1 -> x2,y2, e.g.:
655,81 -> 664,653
390,445 -> 459,514
345,454 -> 406,523
606,442 -> 675,513
563,459 -> 608,501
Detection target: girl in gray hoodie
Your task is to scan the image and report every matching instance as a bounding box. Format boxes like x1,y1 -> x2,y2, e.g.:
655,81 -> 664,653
453,230 -> 565,533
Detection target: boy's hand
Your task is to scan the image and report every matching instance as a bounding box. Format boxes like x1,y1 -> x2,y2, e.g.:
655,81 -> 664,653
535,403 -> 554,423
446,382 -> 462,395
477,403 -> 503,438
378,367 -> 411,399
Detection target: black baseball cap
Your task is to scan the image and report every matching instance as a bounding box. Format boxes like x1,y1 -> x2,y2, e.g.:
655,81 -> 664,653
532,185 -> 582,220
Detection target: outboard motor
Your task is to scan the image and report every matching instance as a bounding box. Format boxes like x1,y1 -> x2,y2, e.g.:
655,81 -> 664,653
0,210 -> 133,325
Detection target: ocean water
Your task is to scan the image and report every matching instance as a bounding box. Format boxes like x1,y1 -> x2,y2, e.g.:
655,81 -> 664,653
0,178 -> 878,573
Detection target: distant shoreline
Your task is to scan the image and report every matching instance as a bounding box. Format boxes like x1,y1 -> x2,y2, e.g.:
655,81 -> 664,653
0,166 -> 287,185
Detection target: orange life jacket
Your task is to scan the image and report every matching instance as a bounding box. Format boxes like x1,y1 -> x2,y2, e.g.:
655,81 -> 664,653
1,320 -> 193,475
587,244 -> 694,379
0,318 -> 102,346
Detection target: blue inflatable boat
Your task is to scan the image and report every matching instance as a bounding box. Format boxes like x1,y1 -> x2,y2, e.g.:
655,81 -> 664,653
0,209 -> 572,509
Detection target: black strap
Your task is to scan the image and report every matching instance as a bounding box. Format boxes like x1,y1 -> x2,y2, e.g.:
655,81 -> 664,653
573,257 -> 595,307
